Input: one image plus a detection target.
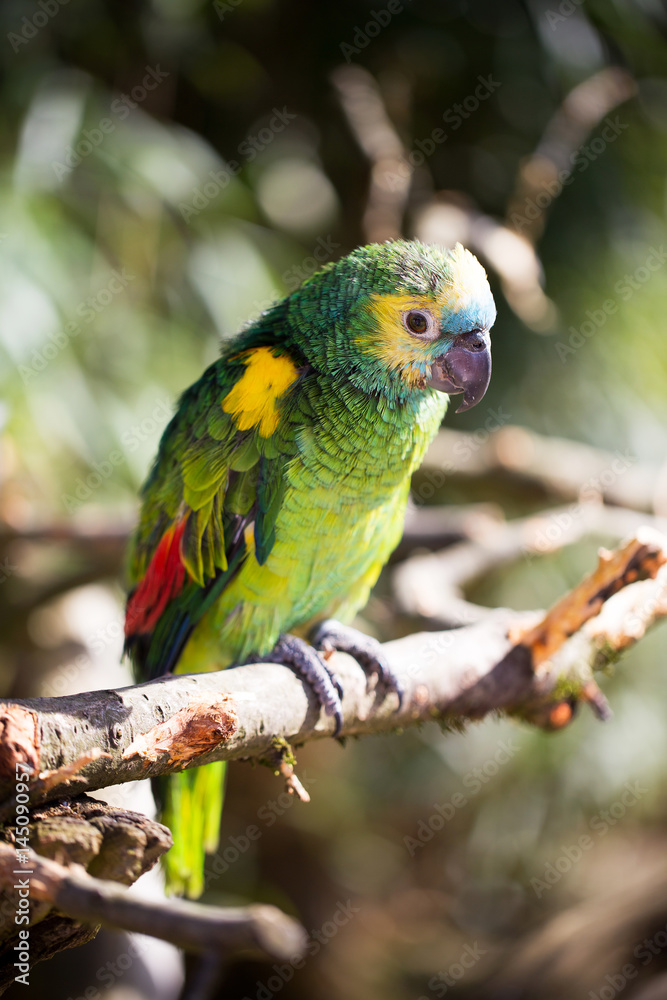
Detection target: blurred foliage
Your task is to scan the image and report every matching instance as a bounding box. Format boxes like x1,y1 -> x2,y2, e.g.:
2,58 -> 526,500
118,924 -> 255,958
1,1 -> 667,998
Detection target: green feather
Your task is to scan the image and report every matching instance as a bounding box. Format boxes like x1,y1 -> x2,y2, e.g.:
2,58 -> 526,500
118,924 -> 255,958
126,240 -> 497,897
162,761 -> 226,898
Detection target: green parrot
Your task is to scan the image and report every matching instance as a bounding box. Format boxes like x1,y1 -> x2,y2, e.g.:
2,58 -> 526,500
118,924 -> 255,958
124,240 -> 496,896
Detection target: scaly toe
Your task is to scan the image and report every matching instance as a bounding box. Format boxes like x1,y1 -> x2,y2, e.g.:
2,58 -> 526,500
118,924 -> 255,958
311,619 -> 404,710
266,634 -> 344,735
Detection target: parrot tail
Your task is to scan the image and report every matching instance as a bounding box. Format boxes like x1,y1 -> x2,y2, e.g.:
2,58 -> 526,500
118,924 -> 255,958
160,760 -> 226,898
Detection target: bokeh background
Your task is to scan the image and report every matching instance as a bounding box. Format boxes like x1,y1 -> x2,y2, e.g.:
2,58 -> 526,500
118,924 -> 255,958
1,1 -> 667,998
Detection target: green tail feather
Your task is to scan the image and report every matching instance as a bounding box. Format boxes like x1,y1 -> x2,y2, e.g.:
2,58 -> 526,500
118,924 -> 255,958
161,760 -> 226,898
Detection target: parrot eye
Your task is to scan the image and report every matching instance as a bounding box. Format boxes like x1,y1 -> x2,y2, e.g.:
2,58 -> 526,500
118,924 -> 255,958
403,309 -> 436,338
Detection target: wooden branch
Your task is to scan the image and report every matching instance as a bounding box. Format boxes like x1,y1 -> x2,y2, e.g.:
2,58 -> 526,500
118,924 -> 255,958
393,502 -> 667,628
332,65 -> 412,243
411,70 -> 635,332
0,844 -> 306,959
122,693 -> 238,766
396,501 -> 504,559
420,425 -> 661,513
263,738 -> 311,803
0,532 -> 665,811
488,857 -> 667,998
0,798 -> 173,991
413,196 -> 558,331
506,67 -> 637,242
511,529 -> 666,666
0,518 -> 131,547
0,518 -> 128,611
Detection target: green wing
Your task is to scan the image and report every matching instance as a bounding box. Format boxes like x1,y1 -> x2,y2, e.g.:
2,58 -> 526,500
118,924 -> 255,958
124,347 -> 301,680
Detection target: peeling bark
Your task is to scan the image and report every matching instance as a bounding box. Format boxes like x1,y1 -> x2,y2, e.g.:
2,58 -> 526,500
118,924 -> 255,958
511,529 -> 666,666
0,532 -> 664,984
0,841 -> 306,995
0,797 -> 172,992
122,691 -> 238,766
0,706 -> 40,781
0,534 -> 664,813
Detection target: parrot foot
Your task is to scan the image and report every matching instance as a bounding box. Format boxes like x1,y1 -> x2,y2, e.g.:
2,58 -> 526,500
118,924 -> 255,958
261,633 -> 344,736
311,619 -> 404,711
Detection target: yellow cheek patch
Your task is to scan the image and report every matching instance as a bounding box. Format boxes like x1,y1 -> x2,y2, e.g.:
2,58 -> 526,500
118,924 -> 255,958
361,293 -> 436,386
222,347 -> 299,437
358,247 -> 492,387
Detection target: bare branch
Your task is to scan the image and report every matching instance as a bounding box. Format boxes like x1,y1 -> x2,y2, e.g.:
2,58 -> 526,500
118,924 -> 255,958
421,425 -> 661,513
122,693 -> 238,766
511,529 -> 666,665
332,65 -> 412,242
412,70 -> 636,333
413,196 -> 558,332
394,502 -> 667,628
0,798 -> 172,991
506,67 -> 638,241
262,739 -> 311,803
0,749 -> 110,822
0,844 -> 307,960
0,532 -> 665,812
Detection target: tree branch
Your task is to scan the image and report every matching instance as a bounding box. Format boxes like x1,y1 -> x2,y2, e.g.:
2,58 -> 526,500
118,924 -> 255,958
420,425 -> 661,513
0,798 -> 173,991
506,67 -> 637,242
332,65 -> 412,243
0,844 -> 306,961
393,502 -> 667,628
0,531 -> 665,813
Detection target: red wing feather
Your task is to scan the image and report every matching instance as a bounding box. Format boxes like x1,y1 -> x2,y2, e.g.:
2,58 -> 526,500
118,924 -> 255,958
125,517 -> 188,638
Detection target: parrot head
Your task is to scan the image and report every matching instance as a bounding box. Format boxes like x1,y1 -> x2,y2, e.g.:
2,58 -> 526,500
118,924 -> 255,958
288,240 -> 496,410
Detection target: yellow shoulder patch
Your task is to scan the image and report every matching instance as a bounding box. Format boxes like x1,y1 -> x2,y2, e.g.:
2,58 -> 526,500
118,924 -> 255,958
222,347 -> 299,437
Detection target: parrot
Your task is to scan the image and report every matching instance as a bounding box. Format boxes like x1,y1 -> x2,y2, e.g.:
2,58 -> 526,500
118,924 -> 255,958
124,239 -> 496,896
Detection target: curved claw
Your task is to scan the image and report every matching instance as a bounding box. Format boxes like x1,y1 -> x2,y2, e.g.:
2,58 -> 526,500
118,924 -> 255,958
319,643 -> 344,701
263,634 -> 344,736
311,619 -> 404,711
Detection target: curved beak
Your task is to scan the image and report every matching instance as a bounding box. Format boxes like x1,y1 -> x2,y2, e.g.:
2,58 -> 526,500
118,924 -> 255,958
428,330 -> 491,413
